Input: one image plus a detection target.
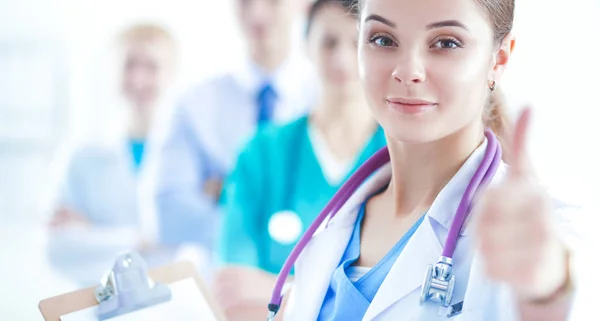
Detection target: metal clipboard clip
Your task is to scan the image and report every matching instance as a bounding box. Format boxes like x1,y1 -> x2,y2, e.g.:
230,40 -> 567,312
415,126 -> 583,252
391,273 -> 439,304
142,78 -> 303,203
94,251 -> 172,320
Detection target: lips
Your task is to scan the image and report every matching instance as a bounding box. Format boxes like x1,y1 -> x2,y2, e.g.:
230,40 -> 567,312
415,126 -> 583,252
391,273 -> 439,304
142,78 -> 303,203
386,97 -> 438,115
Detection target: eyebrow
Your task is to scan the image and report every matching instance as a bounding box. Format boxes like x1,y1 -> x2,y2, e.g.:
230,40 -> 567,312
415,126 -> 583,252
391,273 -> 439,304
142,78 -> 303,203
364,15 -> 469,33
426,20 -> 470,32
364,14 -> 396,28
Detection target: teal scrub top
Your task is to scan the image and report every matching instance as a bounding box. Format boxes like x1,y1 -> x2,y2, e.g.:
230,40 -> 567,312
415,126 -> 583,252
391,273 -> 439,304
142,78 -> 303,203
218,116 -> 387,274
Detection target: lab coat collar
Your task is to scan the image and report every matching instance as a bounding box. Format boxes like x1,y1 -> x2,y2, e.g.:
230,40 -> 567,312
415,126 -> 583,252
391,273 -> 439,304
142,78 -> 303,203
231,54 -> 315,102
427,137 -> 508,236
323,137 -> 508,236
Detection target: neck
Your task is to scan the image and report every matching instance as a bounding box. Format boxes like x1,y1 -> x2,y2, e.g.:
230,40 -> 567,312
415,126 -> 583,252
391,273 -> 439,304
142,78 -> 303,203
127,108 -> 151,140
384,121 -> 484,217
248,39 -> 291,74
313,90 -> 373,131
310,90 -> 376,161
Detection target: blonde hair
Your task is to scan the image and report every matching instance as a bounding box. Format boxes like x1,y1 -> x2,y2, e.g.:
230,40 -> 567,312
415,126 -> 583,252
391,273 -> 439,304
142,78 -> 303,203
115,22 -> 178,62
485,88 -> 512,161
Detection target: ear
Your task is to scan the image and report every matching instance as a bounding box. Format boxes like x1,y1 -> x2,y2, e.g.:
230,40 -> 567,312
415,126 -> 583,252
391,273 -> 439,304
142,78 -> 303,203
490,33 -> 516,81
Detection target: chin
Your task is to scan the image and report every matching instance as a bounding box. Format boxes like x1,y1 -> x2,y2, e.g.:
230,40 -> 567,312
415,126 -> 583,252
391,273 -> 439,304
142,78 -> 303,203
379,116 -> 452,145
387,129 -> 445,145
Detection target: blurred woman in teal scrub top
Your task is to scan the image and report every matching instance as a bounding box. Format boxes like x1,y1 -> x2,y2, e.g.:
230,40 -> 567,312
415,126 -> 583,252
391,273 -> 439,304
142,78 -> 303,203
214,0 -> 385,319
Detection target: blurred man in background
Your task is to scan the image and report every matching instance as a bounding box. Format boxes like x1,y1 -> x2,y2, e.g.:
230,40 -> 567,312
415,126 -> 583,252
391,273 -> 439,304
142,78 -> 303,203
142,0 -> 317,276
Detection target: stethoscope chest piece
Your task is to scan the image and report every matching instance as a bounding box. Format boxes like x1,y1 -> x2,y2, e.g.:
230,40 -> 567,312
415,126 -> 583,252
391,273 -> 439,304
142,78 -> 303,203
420,256 -> 455,307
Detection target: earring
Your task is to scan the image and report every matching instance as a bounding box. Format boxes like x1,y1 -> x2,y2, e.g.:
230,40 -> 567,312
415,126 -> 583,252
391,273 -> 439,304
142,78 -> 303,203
489,80 -> 496,92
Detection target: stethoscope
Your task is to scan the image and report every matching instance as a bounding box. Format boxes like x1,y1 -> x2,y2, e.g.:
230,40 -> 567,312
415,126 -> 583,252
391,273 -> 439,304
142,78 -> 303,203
267,129 -> 502,320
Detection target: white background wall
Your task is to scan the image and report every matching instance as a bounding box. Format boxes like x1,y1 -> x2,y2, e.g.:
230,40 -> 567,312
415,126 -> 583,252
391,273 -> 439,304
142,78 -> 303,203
0,0 -> 598,319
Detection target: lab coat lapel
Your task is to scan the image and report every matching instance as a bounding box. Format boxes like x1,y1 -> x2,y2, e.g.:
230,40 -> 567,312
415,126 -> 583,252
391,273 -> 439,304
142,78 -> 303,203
294,223 -> 354,321
294,164 -> 393,321
363,215 -> 442,320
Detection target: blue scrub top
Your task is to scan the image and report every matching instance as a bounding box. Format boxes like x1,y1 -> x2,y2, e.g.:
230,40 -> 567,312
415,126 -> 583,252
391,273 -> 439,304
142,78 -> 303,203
317,199 -> 425,320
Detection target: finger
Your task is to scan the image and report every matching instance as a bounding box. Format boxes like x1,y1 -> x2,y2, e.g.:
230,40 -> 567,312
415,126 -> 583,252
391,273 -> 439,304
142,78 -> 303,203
508,107 -> 532,179
483,248 -> 540,284
481,222 -> 543,261
475,185 -> 521,223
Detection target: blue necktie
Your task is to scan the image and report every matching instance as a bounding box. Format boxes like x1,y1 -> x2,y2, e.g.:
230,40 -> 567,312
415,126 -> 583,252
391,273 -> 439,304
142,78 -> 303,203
256,82 -> 277,125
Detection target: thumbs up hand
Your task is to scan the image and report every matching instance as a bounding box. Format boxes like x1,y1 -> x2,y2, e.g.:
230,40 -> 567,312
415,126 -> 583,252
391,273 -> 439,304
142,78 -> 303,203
474,108 -> 570,302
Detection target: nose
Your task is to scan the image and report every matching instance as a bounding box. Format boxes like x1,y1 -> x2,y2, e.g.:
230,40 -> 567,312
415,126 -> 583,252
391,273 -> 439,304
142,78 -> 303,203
128,67 -> 153,91
246,0 -> 271,24
332,44 -> 356,72
391,49 -> 426,84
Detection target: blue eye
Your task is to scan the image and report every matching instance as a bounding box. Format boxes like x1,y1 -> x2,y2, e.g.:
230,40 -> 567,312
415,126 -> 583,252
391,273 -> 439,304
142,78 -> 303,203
370,35 -> 396,47
433,37 -> 463,50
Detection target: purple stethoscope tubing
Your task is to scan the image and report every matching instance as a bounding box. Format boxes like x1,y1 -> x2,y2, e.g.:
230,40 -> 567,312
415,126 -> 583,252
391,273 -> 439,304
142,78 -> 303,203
268,129 -> 501,315
442,130 -> 501,257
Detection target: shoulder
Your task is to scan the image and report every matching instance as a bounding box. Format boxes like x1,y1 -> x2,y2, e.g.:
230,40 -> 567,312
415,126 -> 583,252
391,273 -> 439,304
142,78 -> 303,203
67,140 -> 121,164
174,73 -> 240,112
49,140 -> 122,182
260,116 -> 308,144
241,116 -> 309,156
183,72 -> 238,97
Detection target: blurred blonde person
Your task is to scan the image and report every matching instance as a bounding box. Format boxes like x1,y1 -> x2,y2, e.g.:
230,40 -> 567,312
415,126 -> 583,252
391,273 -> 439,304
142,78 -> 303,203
46,23 -> 178,286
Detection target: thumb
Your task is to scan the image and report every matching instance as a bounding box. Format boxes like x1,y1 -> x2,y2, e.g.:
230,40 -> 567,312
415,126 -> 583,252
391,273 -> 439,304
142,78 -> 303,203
508,107 -> 533,179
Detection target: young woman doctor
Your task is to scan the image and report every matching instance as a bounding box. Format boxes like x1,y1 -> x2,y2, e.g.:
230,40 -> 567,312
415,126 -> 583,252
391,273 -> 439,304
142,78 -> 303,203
280,0 -> 577,320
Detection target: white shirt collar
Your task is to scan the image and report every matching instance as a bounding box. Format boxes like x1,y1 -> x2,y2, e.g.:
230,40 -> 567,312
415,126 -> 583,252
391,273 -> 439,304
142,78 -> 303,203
231,53 -> 316,100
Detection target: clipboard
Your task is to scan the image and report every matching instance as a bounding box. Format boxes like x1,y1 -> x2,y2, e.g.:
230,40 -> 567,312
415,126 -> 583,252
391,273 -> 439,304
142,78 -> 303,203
39,256 -> 227,321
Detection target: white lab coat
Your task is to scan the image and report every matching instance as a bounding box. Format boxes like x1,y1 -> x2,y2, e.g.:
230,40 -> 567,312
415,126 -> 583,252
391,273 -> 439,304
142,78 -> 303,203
284,140 -> 579,321
45,139 -> 172,286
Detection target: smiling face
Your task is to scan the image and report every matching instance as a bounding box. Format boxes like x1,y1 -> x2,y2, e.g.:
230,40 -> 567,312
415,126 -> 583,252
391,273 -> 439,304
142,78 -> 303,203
358,0 -> 514,143
121,41 -> 166,110
118,25 -> 177,117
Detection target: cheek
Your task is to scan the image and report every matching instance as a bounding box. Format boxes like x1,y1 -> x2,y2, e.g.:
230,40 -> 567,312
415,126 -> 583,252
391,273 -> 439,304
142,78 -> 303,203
440,53 -> 488,89
122,73 -> 135,92
313,51 -> 330,78
430,52 -> 491,115
360,50 -> 395,105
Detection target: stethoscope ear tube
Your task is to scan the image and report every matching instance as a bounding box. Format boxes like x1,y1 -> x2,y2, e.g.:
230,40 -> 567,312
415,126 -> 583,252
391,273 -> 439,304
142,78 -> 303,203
267,146 -> 391,316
